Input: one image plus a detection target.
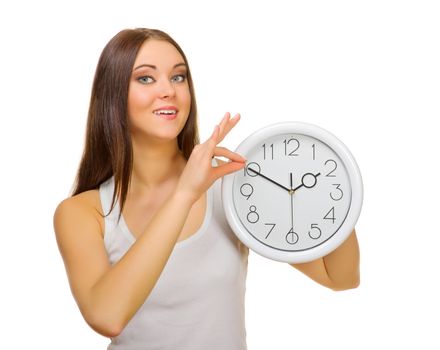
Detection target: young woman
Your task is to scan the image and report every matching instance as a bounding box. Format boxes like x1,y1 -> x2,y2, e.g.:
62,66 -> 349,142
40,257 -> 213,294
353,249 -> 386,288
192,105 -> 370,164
54,28 -> 360,350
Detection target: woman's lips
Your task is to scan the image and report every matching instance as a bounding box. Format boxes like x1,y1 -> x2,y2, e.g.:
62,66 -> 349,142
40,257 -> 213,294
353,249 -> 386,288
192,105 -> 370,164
153,106 -> 179,120
156,112 -> 177,120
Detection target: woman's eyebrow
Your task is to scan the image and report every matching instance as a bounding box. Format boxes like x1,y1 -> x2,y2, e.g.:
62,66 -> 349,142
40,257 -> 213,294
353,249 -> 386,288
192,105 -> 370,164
133,63 -> 187,71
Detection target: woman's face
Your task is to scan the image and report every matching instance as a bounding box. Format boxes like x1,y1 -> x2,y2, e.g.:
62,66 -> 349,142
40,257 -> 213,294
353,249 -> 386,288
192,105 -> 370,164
128,39 -> 191,143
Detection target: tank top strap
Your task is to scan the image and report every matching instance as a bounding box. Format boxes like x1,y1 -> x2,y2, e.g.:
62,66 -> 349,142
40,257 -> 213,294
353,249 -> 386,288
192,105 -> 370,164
99,177 -> 120,239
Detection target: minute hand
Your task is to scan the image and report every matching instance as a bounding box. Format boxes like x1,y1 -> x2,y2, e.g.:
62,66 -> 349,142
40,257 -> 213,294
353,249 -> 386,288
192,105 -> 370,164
247,167 -> 291,193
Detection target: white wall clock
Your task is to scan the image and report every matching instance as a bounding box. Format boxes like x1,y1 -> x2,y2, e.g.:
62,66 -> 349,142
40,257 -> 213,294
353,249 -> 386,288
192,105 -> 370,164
222,121 -> 363,263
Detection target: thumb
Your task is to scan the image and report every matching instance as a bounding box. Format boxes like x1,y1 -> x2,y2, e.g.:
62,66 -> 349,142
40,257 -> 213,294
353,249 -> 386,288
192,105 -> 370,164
212,161 -> 246,180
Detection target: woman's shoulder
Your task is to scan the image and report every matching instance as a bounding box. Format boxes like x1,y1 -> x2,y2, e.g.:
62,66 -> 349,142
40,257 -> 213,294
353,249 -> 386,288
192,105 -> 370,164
60,189 -> 102,212
54,189 -> 104,238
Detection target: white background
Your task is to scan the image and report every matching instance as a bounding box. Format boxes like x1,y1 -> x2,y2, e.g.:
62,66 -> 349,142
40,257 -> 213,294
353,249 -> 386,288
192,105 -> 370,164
1,0 -> 439,349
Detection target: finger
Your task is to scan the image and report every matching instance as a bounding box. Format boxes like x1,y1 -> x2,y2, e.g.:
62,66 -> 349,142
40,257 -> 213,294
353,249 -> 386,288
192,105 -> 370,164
221,112 -> 230,124
218,113 -> 241,143
212,159 -> 246,180
213,146 -> 246,162
216,113 -> 229,144
207,124 -> 219,144
218,112 -> 231,137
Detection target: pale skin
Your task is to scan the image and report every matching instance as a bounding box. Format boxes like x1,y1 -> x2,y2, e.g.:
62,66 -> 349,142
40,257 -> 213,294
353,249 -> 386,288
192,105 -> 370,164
53,39 -> 359,339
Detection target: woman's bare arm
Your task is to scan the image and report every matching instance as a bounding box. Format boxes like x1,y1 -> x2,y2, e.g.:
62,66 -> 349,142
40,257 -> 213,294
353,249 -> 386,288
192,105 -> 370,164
54,113 -> 245,337
291,230 -> 360,291
54,189 -> 195,337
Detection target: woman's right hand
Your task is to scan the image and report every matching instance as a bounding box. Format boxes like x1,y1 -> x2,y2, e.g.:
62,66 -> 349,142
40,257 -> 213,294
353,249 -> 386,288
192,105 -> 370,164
176,112 -> 246,204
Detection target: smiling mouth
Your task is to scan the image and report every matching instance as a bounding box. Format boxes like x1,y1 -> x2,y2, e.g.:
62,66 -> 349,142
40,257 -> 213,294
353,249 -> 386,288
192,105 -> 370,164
153,110 -> 178,116
153,110 -> 178,120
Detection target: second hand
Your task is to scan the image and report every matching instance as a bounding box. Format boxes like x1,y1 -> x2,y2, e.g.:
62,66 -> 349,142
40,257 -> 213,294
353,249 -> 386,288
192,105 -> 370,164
290,172 -> 294,230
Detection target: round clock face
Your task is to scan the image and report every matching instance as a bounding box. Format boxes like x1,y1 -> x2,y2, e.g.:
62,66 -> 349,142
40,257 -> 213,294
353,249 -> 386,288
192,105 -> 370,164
222,122 -> 363,263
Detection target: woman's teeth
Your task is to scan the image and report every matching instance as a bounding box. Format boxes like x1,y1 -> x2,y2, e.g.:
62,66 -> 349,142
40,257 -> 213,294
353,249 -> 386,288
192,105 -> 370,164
154,110 -> 177,115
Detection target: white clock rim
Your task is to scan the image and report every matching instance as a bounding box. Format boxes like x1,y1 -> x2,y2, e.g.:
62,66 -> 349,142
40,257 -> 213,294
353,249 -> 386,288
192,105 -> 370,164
221,121 -> 363,264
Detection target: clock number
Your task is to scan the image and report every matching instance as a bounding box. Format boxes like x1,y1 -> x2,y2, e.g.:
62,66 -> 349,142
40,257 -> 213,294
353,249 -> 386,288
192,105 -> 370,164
323,207 -> 336,224
240,183 -> 254,200
247,205 -> 260,224
325,159 -> 337,177
262,143 -> 274,160
264,223 -> 276,239
283,138 -> 300,157
312,144 -> 316,160
308,224 -> 322,239
330,184 -> 343,201
286,228 -> 299,245
244,162 -> 261,177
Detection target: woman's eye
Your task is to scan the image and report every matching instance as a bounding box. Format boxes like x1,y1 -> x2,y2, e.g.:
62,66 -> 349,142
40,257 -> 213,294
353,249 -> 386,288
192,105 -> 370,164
137,74 -> 186,85
137,76 -> 154,84
172,74 -> 187,83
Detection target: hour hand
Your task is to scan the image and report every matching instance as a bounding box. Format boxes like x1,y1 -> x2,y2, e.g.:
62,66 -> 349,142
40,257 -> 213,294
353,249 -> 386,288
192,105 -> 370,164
292,172 -> 321,193
247,167 -> 291,193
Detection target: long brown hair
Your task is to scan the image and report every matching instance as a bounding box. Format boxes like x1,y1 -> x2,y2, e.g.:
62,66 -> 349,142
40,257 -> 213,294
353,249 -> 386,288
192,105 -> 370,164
70,28 -> 199,222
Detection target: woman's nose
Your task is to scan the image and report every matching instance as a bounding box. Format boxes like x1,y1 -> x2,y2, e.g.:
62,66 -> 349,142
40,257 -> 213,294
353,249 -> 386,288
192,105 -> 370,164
157,77 -> 176,99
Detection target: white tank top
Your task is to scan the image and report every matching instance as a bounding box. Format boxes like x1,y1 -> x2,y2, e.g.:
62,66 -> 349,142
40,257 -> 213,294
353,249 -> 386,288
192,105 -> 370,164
99,161 -> 249,350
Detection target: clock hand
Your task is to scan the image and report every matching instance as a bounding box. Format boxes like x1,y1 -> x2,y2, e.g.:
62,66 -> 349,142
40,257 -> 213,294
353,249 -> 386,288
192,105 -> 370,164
292,172 -> 321,193
289,172 -> 294,230
247,167 -> 291,193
